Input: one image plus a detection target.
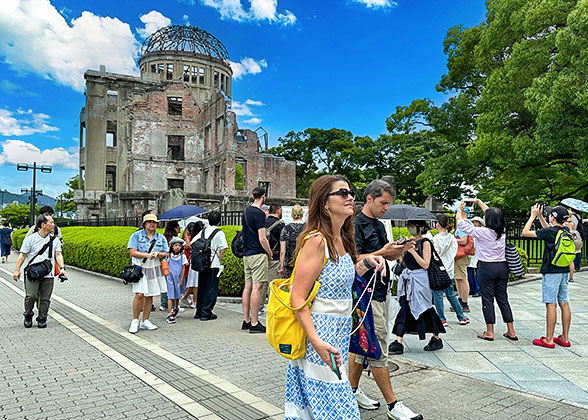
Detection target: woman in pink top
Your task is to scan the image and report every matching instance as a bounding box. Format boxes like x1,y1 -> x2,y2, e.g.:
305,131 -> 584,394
457,199 -> 517,341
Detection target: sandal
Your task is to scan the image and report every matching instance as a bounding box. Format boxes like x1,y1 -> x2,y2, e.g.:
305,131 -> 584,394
477,332 -> 494,341
503,332 -> 519,341
532,336 -> 555,348
554,335 -> 571,347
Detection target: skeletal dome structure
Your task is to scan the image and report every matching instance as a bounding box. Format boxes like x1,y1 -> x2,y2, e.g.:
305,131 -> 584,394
139,25 -> 232,100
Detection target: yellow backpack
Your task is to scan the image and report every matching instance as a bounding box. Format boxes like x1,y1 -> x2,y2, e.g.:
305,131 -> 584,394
266,231 -> 328,360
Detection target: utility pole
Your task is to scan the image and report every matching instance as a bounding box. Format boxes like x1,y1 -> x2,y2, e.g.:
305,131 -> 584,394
17,162 -> 52,226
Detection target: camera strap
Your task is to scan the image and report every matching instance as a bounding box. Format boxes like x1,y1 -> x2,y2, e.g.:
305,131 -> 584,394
25,234 -> 56,270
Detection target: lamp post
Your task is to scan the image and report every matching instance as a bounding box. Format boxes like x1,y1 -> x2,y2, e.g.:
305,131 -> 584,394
17,162 -> 52,226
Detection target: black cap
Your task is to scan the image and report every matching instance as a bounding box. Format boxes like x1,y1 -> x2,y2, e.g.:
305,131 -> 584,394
550,206 -> 569,224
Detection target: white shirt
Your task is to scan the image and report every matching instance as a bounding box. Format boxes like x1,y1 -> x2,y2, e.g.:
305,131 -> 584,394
194,226 -> 228,269
432,232 -> 458,279
20,232 -> 62,278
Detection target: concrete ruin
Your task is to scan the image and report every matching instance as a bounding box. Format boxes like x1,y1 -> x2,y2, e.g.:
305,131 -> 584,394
74,25 -> 296,218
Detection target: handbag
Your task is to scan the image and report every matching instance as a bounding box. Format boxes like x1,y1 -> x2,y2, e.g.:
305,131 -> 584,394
349,272 -> 382,363
505,243 -> 525,277
455,235 -> 475,258
392,260 -> 405,277
2,235 -> 12,247
422,239 -> 452,291
266,231 -> 327,360
24,235 -> 56,282
121,238 -> 157,285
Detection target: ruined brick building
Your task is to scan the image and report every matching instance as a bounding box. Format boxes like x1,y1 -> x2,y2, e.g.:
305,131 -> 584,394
74,25 -> 296,218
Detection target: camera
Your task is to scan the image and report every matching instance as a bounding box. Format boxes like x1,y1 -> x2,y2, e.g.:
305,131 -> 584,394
58,273 -> 68,282
464,201 -> 473,207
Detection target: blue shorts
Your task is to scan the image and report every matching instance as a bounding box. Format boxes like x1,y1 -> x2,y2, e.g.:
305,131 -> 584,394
542,273 -> 569,303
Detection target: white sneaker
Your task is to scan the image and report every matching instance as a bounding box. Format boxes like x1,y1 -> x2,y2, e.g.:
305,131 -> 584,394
353,387 -> 380,410
158,305 -> 166,311
128,319 -> 140,334
190,303 -> 197,309
177,307 -> 185,313
180,298 -> 191,308
139,319 -> 158,330
387,401 -> 423,420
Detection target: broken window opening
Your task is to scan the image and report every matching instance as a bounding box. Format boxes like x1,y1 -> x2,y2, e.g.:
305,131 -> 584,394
157,63 -> 164,73
220,74 -> 225,92
191,66 -> 197,83
106,120 -> 117,147
199,67 -> 205,84
214,71 -> 219,88
166,63 -> 173,80
234,159 -> 246,190
167,179 -> 184,190
167,135 -> 185,160
214,164 -> 221,191
216,117 -> 224,145
151,64 -> 157,73
106,90 -> 118,106
183,65 -> 190,82
106,166 -> 116,191
80,122 -> 86,148
168,97 -> 182,115
258,181 -> 270,196
204,125 -> 211,150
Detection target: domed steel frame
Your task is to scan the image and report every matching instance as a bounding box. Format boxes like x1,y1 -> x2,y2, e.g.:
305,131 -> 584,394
141,25 -> 230,61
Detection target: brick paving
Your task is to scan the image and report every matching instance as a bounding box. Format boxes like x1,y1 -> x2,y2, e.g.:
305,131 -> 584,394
0,259 -> 587,419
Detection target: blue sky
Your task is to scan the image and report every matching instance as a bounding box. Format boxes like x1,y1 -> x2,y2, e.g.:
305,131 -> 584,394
0,0 -> 486,198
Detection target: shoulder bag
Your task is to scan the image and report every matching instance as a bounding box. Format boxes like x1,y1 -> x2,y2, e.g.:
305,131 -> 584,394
24,235 -> 57,281
422,238 -> 452,291
121,238 -> 156,285
266,230 -> 327,360
505,243 -> 525,277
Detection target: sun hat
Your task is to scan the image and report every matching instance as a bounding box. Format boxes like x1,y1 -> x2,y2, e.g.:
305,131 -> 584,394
168,237 -> 185,246
471,216 -> 485,226
142,214 -> 159,225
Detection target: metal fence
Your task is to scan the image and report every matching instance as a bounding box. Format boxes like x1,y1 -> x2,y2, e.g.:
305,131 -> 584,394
60,210 -> 586,265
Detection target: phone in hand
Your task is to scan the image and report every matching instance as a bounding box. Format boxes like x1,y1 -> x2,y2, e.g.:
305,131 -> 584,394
397,237 -> 412,245
329,352 -> 342,380
464,201 -> 473,207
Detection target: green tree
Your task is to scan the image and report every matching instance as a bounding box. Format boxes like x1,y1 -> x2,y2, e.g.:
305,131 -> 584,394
386,0 -> 588,213
0,203 -> 38,227
55,175 -> 82,215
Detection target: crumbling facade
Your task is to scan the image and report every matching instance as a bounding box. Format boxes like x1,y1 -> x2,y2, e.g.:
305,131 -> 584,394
75,25 -> 296,218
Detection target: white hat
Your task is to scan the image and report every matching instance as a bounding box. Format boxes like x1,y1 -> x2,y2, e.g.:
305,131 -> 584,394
471,216 -> 485,226
168,237 -> 185,246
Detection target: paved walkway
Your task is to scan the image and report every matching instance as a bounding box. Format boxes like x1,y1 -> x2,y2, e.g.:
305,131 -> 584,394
0,258 -> 587,419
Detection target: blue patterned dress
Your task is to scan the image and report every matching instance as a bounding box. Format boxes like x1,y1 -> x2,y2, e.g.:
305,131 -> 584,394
285,252 -> 360,420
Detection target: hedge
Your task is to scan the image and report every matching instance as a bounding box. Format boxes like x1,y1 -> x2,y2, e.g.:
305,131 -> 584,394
12,226 -> 529,297
13,226 -> 247,297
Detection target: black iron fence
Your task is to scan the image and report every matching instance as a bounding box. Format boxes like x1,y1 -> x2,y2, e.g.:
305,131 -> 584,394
60,210 -> 586,266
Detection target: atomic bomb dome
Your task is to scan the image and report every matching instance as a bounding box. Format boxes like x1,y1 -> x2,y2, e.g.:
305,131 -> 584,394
139,25 -> 233,100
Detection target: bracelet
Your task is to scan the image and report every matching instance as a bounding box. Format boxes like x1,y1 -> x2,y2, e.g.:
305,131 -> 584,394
362,258 -> 374,271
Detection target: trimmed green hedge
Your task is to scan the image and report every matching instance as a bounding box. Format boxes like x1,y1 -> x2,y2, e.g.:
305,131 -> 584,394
13,226 -> 246,297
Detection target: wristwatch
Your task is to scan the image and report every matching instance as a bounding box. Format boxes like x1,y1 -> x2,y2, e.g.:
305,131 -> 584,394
362,258 -> 374,270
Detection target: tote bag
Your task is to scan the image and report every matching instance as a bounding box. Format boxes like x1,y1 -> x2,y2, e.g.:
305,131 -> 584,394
349,272 -> 382,361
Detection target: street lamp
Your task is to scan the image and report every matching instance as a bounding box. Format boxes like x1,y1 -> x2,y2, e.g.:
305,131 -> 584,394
17,162 -> 52,226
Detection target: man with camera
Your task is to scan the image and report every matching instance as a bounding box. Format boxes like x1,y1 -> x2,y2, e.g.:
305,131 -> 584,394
13,214 -> 66,328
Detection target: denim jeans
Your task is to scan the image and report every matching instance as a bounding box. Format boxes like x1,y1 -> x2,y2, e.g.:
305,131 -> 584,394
433,281 -> 466,322
574,253 -> 582,271
468,267 -> 480,294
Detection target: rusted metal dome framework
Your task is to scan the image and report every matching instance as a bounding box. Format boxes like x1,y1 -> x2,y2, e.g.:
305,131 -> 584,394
141,25 -> 230,61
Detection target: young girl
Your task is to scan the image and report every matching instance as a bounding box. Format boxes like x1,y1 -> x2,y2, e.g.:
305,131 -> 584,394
166,237 -> 189,324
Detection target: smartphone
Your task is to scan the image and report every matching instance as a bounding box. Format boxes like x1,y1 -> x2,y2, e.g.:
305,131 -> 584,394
464,201 -> 473,207
397,238 -> 412,245
329,352 -> 342,380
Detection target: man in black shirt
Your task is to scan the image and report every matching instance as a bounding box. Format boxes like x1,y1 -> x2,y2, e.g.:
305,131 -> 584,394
349,180 -> 421,420
241,187 -> 272,333
259,204 -> 284,313
523,205 -> 572,349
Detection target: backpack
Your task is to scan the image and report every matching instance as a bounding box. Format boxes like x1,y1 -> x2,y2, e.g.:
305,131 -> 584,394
266,219 -> 285,252
191,228 -> 221,271
551,228 -> 576,267
231,230 -> 244,258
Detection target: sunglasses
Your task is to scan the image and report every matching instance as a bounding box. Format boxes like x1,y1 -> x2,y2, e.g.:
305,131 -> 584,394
327,188 -> 356,199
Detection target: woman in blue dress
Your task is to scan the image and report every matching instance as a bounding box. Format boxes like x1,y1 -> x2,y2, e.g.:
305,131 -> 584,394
285,175 -> 384,420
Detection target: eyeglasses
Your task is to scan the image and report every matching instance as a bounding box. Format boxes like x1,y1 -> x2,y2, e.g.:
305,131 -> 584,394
327,188 -> 356,199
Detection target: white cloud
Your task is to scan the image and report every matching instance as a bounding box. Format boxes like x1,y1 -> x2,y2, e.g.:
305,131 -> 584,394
0,139 -> 78,169
243,117 -> 262,125
201,0 -> 296,25
0,0 -> 140,91
137,10 -> 171,39
182,14 -> 190,25
354,0 -> 398,9
232,99 -> 264,125
0,108 -> 59,136
230,57 -> 268,79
